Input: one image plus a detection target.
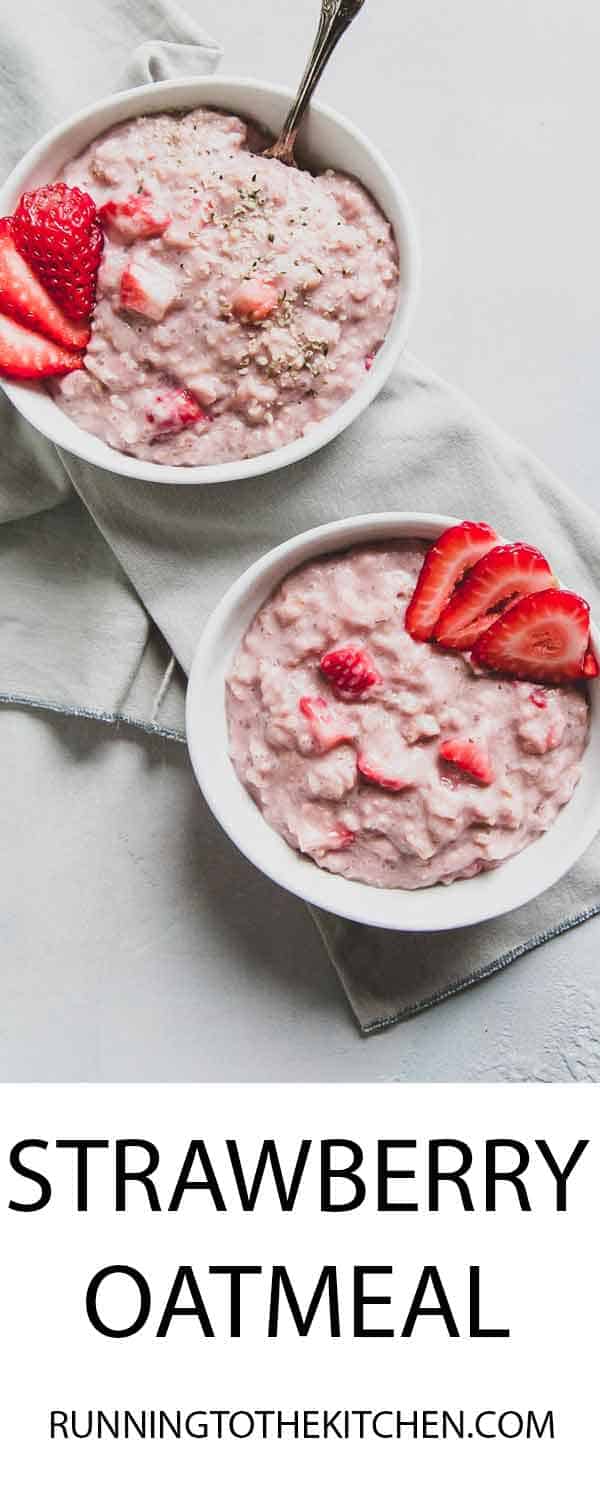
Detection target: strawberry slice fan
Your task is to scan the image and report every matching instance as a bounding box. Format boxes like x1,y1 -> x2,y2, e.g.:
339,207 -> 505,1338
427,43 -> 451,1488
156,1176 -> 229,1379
0,183 -> 102,376
434,542 -> 555,649
405,521 -> 598,683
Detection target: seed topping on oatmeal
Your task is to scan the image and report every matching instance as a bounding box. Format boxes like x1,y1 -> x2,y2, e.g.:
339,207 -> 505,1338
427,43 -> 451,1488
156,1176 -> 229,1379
44,106 -> 399,465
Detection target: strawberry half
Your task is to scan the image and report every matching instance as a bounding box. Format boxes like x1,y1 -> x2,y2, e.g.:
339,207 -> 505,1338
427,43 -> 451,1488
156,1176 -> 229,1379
472,589 -> 591,682
405,521 -> 498,642
0,217 -> 88,351
0,311 -> 83,379
319,645 -> 380,699
439,739 -> 495,784
434,542 -> 555,649
13,183 -> 103,322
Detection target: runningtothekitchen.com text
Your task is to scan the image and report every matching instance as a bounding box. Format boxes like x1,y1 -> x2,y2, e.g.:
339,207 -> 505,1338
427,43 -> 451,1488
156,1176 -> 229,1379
50,1407 -> 555,1442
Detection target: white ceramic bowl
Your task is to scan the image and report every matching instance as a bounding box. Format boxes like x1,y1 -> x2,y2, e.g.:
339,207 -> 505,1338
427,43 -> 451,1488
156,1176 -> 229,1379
0,75 -> 419,485
186,511 -> 600,931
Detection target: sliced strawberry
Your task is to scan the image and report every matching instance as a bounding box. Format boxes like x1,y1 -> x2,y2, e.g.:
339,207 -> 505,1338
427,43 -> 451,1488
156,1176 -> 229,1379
231,278 -> 279,323
0,311 -> 83,379
0,218 -> 89,350
357,751 -> 410,791
583,647 -> 599,679
472,589 -> 591,683
14,183 -> 103,322
319,645 -> 380,699
436,599 -> 517,651
120,259 -> 178,322
298,696 -> 354,753
434,543 -> 555,649
439,739 -> 495,784
529,691 -> 548,708
405,521 -> 498,642
99,193 -> 171,243
144,387 -> 208,437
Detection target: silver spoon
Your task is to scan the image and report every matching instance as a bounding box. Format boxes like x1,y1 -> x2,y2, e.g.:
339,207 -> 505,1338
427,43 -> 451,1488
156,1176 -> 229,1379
264,0 -> 366,166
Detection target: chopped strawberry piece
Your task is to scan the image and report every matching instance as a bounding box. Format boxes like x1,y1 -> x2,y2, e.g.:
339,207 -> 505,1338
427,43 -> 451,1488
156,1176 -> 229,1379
439,739 -> 495,785
330,822 -> 355,851
405,521 -> 498,642
583,647 -> 599,678
518,711 -> 564,754
298,696 -> 354,753
364,353 -> 374,371
120,260 -> 178,322
319,645 -> 380,699
99,193 -> 170,243
298,820 -> 355,855
434,542 -> 555,648
529,691 -> 548,708
0,218 -> 89,351
144,387 -> 208,437
357,751 -> 410,791
231,278 -> 279,323
472,589 -> 591,683
0,311 -> 84,379
542,724 -> 562,751
13,183 -> 103,321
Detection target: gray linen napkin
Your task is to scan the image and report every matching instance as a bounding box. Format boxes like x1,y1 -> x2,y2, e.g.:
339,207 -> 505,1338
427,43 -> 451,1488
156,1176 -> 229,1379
1,0 -> 599,1034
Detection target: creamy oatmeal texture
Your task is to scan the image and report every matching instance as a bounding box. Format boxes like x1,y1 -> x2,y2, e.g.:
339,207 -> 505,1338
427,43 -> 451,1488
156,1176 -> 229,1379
53,108 -> 399,464
226,542 -> 590,889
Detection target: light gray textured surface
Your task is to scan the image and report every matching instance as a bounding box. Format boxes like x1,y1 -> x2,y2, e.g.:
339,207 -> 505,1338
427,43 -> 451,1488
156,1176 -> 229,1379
2,0 -> 600,1080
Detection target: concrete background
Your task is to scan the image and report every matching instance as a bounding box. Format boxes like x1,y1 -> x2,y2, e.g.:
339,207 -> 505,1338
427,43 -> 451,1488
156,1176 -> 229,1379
2,0 -> 600,1081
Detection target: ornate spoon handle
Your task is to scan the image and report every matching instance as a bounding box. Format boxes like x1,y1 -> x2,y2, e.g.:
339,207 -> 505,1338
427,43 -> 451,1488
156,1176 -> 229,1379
265,0 -> 366,165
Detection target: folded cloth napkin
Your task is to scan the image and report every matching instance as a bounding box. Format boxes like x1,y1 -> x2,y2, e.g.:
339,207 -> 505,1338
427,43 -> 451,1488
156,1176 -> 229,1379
1,0 -> 599,1034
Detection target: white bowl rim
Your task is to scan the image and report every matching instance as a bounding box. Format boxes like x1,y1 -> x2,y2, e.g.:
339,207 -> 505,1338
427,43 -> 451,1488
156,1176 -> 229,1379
186,510 -> 600,932
0,73 -> 420,486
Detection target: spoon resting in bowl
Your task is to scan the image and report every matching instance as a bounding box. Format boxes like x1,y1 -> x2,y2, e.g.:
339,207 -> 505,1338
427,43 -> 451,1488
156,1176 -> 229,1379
264,0 -> 366,166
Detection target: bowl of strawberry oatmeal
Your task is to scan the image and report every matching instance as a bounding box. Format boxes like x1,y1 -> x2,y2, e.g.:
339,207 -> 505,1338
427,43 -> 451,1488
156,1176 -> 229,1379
186,512 -> 600,932
0,76 -> 419,483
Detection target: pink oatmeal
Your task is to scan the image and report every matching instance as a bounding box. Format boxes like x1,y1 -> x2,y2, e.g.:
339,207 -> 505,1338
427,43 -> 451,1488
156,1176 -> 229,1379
226,542 -> 590,889
53,107 -> 399,464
